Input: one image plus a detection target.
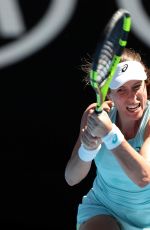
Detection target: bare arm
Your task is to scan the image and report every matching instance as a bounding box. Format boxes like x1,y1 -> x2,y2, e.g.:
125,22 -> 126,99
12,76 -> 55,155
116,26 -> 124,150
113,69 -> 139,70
112,137 -> 150,187
64,136 -> 92,186
64,103 -> 102,186
89,111 -> 150,187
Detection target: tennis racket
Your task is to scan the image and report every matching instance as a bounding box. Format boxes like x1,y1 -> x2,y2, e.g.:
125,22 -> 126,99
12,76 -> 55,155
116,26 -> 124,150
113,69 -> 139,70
90,8 -> 131,113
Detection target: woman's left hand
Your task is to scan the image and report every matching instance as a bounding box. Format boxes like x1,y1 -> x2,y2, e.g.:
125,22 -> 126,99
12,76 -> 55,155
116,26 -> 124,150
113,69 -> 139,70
87,110 -> 113,138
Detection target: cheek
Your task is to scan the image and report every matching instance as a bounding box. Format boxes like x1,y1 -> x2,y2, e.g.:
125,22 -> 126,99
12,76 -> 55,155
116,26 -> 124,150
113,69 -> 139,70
137,88 -> 147,102
111,94 -> 124,105
114,100 -> 125,111
111,93 -> 127,110
112,98 -> 126,112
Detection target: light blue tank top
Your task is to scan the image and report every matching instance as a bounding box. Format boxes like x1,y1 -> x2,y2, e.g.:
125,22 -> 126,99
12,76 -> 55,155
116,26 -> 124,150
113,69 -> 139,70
93,100 -> 150,211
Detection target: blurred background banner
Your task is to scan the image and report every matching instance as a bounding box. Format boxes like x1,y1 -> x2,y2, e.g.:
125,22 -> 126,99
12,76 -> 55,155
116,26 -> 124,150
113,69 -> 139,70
0,0 -> 149,229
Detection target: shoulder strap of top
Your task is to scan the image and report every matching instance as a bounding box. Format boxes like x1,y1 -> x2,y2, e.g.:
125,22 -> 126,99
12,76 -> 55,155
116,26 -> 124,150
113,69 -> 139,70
108,105 -> 117,122
108,100 -> 150,150
135,100 -> 150,146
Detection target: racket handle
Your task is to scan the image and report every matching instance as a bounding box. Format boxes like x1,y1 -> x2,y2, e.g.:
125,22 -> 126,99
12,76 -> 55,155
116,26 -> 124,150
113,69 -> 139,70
95,106 -> 103,114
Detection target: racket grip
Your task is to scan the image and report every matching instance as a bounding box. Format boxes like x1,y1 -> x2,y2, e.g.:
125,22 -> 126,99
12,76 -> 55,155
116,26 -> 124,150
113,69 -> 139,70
95,107 -> 103,114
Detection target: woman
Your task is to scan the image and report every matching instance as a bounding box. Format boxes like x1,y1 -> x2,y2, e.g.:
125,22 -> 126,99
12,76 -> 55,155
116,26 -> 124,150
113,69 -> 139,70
64,48 -> 150,230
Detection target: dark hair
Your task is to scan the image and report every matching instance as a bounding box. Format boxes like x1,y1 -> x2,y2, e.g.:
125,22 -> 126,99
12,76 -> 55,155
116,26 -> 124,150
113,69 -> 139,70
81,48 -> 150,99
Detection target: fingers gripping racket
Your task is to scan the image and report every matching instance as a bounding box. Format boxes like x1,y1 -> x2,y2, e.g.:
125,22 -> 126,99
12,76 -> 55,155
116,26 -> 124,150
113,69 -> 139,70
90,8 -> 131,113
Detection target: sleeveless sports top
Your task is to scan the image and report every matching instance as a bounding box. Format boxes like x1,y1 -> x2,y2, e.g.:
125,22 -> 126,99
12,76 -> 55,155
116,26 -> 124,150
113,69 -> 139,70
93,100 -> 150,210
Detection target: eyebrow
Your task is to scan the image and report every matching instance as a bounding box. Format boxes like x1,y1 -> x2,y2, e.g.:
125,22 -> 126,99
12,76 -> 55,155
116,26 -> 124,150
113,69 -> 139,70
132,81 -> 143,87
119,81 -> 143,89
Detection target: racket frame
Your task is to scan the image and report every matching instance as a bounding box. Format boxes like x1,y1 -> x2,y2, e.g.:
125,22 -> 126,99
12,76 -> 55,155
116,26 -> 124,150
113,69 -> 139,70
90,10 -> 131,113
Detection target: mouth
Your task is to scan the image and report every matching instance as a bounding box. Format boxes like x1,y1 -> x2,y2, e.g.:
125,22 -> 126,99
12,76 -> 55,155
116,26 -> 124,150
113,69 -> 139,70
126,103 -> 141,112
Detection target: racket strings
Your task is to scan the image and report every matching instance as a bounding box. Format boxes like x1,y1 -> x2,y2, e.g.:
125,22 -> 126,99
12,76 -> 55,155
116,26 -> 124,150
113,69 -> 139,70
93,41 -> 115,86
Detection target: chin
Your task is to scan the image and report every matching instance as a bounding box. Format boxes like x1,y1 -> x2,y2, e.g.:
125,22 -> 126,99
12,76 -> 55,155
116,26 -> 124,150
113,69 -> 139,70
126,109 -> 143,120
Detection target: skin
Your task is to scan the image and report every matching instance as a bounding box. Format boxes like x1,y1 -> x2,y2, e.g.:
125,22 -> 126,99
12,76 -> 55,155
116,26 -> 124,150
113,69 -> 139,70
109,80 -> 148,139
65,80 -> 150,230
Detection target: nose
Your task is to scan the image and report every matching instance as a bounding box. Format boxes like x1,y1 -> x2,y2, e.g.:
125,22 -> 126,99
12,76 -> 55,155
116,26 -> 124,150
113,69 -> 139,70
127,90 -> 138,101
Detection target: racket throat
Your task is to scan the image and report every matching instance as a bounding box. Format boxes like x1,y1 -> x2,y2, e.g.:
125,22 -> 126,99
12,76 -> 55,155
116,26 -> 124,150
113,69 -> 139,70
95,91 -> 103,113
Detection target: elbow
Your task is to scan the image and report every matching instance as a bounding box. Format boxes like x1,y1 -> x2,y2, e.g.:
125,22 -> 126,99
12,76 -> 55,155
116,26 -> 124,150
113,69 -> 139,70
65,175 -> 75,186
65,178 -> 77,186
137,180 -> 149,188
64,171 -> 78,186
136,175 -> 150,188
65,175 -> 84,186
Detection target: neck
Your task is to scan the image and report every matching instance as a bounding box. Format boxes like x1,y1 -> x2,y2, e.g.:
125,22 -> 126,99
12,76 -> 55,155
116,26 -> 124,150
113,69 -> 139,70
116,113 -> 141,140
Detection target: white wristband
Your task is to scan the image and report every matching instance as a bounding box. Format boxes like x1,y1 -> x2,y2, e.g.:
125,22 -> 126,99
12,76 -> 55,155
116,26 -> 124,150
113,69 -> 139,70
101,124 -> 124,150
78,143 -> 101,162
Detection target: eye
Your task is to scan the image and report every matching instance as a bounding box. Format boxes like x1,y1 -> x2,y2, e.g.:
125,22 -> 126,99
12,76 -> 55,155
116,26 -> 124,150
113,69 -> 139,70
133,84 -> 142,91
117,88 -> 126,94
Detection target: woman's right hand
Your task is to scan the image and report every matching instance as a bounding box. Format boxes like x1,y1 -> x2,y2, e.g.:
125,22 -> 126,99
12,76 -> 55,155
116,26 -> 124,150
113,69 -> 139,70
81,125 -> 102,150
102,100 -> 114,112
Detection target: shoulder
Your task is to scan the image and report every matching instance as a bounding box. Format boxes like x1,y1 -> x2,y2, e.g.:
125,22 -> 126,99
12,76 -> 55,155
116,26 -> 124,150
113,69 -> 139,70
146,100 -> 150,111
144,100 -> 150,139
143,100 -> 150,138
144,118 -> 150,140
